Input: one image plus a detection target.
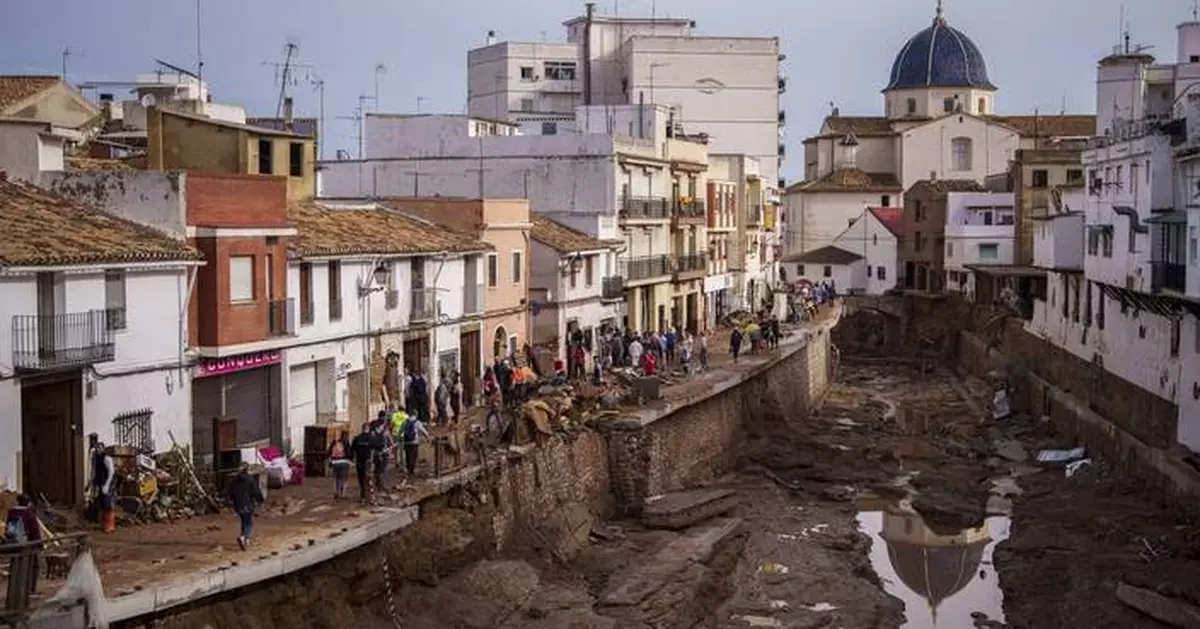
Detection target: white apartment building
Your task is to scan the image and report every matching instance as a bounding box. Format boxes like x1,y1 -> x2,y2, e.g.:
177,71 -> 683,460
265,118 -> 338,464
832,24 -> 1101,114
1026,22 -> 1200,455
319,104 -> 711,335
708,154 -> 776,310
466,6 -> 785,194
283,201 -> 493,433
943,191 -> 1016,298
781,206 -> 900,296
529,214 -> 624,363
0,119 -> 69,183
0,176 -> 202,505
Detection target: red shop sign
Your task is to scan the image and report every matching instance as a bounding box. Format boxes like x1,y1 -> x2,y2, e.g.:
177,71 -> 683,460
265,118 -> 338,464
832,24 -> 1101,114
197,350 -> 281,378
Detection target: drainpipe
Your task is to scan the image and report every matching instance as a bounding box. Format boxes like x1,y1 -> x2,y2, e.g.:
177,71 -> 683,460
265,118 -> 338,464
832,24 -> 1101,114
179,264 -> 200,384
583,2 -> 595,106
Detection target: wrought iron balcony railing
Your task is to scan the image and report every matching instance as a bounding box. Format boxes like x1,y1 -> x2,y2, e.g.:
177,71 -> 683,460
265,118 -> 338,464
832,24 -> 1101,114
12,309 -> 115,371
620,196 -> 670,220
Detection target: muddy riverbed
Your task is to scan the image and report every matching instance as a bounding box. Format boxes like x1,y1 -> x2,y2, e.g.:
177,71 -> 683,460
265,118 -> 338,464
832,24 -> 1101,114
148,357 -> 1199,629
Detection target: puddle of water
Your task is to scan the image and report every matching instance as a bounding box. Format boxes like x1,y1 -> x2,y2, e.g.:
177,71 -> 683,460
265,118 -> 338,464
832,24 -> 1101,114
856,505 -> 1011,629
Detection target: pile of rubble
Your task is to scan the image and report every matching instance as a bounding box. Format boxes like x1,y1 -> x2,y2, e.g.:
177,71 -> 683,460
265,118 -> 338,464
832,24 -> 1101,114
111,443 -> 220,524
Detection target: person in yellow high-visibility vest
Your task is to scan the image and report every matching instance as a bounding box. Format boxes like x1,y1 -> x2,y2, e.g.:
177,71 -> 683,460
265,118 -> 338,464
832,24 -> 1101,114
390,407 -> 408,477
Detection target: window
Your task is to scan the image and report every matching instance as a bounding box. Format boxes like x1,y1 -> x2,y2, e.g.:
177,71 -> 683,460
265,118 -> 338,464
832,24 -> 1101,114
868,265 -> 873,277
1097,290 -> 1105,329
1190,227 -> 1198,265
299,262 -> 313,324
943,97 -> 955,113
257,139 -> 273,175
520,98 -> 534,112
543,61 -> 577,80
487,254 -> 498,287
978,243 -> 999,260
584,255 -> 594,286
541,122 -> 558,135
288,142 -> 304,177
1032,169 -> 1049,188
950,137 -> 972,171
1101,230 -> 1113,257
569,261 -> 578,289
1084,281 -> 1093,327
877,266 -> 886,280
1087,228 -> 1099,256
822,265 -> 832,277
946,241 -> 954,257
1071,277 -> 1081,323
914,231 -> 923,252
327,261 -> 342,321
880,195 -> 891,207
230,256 -> 254,301
872,234 -> 878,245
112,409 -> 154,453
798,264 -> 806,276
906,98 -> 916,115
914,200 -> 924,221
1066,169 -> 1084,185
104,270 -> 127,331
1171,319 -> 1181,357
520,66 -> 535,80
977,97 -> 986,114
511,250 -> 523,284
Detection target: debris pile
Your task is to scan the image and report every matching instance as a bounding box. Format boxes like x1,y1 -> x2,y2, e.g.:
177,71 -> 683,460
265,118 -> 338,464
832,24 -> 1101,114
113,443 -> 220,524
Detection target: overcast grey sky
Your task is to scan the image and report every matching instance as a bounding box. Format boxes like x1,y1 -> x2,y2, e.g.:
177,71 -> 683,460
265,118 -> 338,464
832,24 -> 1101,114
0,0 -> 1191,180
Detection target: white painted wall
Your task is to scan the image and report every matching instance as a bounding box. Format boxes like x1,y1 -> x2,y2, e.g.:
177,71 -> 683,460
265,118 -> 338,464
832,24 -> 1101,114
43,170 -> 188,237
831,210 -> 898,295
789,192 -> 896,255
0,121 -> 65,183
898,115 -> 1020,190
1033,212 -> 1086,271
0,265 -> 194,490
467,41 -> 581,120
789,260 -> 863,293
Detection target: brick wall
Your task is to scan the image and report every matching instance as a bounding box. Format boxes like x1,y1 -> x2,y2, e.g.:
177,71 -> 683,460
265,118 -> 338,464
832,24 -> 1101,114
191,235 -> 291,348
186,172 -> 289,228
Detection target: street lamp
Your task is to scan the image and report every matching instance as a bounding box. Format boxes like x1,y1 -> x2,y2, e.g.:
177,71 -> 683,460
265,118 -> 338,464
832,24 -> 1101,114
358,263 -> 390,297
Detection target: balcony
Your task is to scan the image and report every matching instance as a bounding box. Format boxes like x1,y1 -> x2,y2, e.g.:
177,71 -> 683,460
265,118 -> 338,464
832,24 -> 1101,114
673,198 -> 706,226
621,254 -> 671,282
12,310 -> 115,372
268,299 -> 295,337
746,204 -> 762,226
299,300 -> 314,326
411,288 -> 437,323
328,299 -> 343,322
673,252 -> 708,281
464,283 -> 484,314
601,276 -> 626,301
619,196 -> 670,221
1151,261 -> 1187,293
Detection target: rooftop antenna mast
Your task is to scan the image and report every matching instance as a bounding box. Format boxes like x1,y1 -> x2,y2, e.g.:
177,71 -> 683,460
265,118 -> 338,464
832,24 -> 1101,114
274,42 -> 298,119
336,94 -> 375,159
61,47 -> 71,83
195,0 -> 204,83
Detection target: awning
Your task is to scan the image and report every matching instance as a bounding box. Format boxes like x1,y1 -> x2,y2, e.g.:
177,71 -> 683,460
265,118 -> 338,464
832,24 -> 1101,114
1145,211 -> 1188,225
964,264 -> 1046,277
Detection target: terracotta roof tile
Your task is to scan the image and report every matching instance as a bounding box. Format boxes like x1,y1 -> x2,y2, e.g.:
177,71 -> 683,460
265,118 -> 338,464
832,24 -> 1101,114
867,206 -> 903,237
0,176 -> 200,267
987,114 -> 1095,138
798,168 -> 902,193
0,76 -> 59,111
906,179 -> 986,196
530,215 -> 612,254
782,245 -> 863,265
820,116 -> 895,137
289,201 -> 493,258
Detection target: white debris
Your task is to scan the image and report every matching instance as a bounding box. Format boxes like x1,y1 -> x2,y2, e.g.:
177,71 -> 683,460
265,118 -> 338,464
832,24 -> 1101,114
757,563 -> 790,575
1036,447 -> 1086,463
769,600 -> 790,610
802,603 -> 839,612
1065,459 -> 1092,477
732,615 -> 783,628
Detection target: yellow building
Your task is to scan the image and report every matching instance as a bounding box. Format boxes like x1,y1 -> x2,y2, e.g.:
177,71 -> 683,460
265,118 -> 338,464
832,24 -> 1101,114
145,106 -> 317,201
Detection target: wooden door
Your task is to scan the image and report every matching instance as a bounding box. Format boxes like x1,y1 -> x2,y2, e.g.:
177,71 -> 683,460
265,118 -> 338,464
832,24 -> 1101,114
459,331 -> 480,405
22,378 -> 80,505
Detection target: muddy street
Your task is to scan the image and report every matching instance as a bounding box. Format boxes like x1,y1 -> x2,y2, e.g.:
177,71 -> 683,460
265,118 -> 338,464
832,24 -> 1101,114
348,354 -> 1198,629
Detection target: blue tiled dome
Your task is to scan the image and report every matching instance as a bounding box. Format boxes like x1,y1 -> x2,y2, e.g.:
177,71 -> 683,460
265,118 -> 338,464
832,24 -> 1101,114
885,12 -> 995,91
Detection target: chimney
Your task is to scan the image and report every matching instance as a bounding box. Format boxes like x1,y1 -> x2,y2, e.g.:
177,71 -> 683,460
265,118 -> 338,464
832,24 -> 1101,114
283,96 -> 294,132
486,30 -> 496,46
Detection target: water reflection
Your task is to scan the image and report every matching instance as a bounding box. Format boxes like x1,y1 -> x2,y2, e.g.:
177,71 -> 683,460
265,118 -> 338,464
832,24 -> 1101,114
856,499 -> 1010,629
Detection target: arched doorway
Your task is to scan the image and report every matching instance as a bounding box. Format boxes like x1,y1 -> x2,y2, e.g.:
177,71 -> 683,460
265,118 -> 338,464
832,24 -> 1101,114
493,326 -> 508,360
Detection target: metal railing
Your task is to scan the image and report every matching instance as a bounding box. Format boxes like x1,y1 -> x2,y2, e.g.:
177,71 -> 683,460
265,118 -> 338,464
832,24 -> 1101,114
601,276 -> 626,300
673,252 -> 708,276
268,298 -> 295,336
674,198 -> 706,220
620,254 -> 671,281
619,196 -> 670,220
3,532 -> 90,617
1151,261 -> 1187,293
299,300 -> 315,325
464,284 -> 484,314
411,288 -> 437,322
328,298 -> 343,322
11,310 -> 115,372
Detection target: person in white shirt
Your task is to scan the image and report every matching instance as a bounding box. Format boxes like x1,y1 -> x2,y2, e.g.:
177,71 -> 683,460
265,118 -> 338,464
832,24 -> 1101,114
628,337 -> 644,373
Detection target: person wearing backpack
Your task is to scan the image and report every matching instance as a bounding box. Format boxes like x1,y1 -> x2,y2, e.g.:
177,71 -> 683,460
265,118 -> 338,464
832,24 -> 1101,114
328,430 -> 352,500
400,414 -> 431,479
6,494 -> 43,595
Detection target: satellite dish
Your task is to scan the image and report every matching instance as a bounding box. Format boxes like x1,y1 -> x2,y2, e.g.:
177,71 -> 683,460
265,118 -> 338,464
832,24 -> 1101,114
140,93 -> 157,107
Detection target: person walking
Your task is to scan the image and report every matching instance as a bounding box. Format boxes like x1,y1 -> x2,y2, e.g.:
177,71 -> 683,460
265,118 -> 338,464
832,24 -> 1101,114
699,331 -> 709,371
328,430 -> 352,500
370,414 -> 391,494
449,371 -> 463,422
730,327 -> 744,363
229,464 -> 264,551
350,423 -> 375,504
401,413 -> 432,479
434,377 -> 451,423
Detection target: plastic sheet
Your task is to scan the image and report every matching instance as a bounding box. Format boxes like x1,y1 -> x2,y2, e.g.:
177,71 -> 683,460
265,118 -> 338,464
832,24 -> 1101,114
30,550 -> 108,629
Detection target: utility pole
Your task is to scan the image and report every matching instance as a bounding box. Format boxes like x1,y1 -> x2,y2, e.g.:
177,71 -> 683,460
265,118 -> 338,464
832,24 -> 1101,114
61,47 -> 71,83
312,77 -> 326,160
336,94 -> 375,159
195,0 -> 204,83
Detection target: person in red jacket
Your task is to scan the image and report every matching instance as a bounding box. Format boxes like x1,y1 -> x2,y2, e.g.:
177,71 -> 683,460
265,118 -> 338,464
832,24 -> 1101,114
641,349 -> 657,376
